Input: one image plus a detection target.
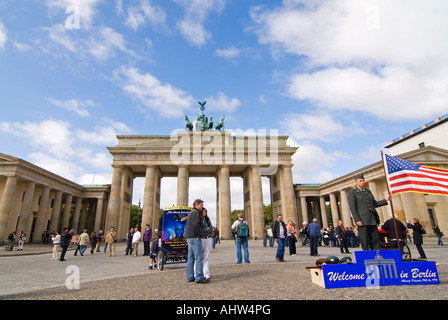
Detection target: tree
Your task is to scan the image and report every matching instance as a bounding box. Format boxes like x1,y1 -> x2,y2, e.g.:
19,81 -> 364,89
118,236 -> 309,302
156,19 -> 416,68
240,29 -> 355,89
264,204 -> 272,226
129,205 -> 142,229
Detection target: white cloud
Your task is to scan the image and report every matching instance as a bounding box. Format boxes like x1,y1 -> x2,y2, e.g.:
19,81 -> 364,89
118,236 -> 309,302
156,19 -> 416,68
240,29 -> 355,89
12,41 -> 33,52
288,66 -> 448,120
0,118 -> 133,185
205,92 -> 241,113
0,119 -> 75,157
281,112 -> 357,143
112,66 -> 195,118
47,97 -> 95,117
214,46 -> 240,59
251,0 -> 448,121
290,142 -> 340,184
76,117 -> 135,145
43,24 -> 77,52
42,24 -> 136,61
45,0 -> 104,29
174,0 -> 226,46
87,27 -> 137,60
121,0 -> 167,31
0,21 -> 7,49
28,152 -> 82,181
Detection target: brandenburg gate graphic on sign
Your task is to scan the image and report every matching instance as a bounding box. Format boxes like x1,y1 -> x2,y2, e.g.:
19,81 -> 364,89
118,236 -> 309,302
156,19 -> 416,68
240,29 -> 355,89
105,103 -> 298,239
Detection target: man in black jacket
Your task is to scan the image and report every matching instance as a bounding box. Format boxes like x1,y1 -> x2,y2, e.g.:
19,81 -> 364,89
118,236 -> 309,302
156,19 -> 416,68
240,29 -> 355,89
272,214 -> 288,262
59,227 -> 74,261
185,199 -> 208,284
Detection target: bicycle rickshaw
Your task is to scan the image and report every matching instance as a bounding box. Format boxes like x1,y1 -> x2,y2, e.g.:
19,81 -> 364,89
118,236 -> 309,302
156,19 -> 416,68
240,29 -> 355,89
156,206 -> 191,271
378,227 -> 411,259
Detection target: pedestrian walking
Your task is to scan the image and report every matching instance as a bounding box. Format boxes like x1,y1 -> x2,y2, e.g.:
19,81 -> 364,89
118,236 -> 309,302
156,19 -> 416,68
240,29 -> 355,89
78,229 -> 89,256
272,214 -> 287,262
125,227 -> 134,255
231,213 -> 251,264
407,218 -> 427,259
96,230 -> 103,252
132,227 -> 141,256
143,224 -> 152,256
59,228 -> 74,261
434,226 -> 444,246
73,233 -> 81,256
90,231 -> 97,254
185,199 -> 209,283
308,218 -> 321,256
51,231 -> 61,260
262,225 -> 268,247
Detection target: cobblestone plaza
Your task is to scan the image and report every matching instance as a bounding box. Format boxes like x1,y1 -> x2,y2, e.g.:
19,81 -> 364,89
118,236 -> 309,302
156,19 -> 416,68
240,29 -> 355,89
1,237 -> 447,300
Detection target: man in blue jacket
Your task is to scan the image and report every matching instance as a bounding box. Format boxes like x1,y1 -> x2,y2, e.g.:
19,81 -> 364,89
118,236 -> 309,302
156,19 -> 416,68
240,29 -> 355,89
308,218 -> 321,256
185,199 -> 209,284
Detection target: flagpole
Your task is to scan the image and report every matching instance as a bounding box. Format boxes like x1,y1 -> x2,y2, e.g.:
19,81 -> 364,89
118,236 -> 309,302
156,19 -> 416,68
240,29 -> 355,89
380,150 -> 401,252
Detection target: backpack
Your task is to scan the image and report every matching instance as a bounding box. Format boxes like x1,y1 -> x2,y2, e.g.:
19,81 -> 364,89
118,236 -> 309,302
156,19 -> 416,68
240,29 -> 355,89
237,221 -> 249,238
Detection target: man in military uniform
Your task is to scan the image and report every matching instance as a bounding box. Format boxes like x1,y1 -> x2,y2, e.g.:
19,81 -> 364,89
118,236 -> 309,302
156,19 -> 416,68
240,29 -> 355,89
348,174 -> 391,251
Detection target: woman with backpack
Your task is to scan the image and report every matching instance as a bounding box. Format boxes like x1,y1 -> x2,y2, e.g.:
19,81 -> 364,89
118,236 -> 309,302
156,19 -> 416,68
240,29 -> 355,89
231,213 -> 250,264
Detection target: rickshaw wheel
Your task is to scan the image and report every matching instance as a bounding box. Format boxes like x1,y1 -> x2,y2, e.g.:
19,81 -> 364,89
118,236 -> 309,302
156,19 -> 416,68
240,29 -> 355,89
157,250 -> 164,271
401,243 -> 411,259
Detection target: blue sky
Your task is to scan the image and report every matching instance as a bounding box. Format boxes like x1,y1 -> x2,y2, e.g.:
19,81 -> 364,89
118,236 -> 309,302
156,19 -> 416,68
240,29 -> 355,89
1,0 -> 447,222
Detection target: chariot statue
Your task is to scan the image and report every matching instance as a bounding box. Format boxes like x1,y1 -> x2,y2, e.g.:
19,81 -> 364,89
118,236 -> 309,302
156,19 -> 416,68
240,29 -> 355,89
184,101 -> 225,132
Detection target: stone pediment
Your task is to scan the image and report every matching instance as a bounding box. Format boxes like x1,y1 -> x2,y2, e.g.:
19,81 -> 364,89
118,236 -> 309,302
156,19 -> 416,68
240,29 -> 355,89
398,146 -> 448,165
0,153 -> 21,163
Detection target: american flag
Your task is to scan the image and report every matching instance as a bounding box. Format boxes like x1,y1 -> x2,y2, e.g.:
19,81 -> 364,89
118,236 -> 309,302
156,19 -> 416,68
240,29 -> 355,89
383,153 -> 448,196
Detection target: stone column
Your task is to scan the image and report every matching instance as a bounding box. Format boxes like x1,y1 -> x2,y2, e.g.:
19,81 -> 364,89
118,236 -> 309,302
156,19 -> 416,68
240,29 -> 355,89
142,166 -> 156,230
0,176 -> 18,242
16,181 -> 35,241
78,199 -> 88,232
94,197 -> 104,232
60,195 -> 73,229
401,192 -> 430,229
319,196 -> 329,228
177,165 -> 189,207
48,190 -> 63,233
300,196 -> 308,223
71,197 -> 83,232
281,165 -> 298,223
312,199 -> 322,226
250,165 -> 264,239
390,194 -> 405,221
218,166 -> 231,239
329,193 -> 340,226
340,189 -> 352,227
32,186 -> 50,242
105,165 -> 123,231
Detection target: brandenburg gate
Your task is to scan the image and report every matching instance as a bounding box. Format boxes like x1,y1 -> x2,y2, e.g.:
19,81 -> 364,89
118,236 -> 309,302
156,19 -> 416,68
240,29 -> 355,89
104,105 -> 298,239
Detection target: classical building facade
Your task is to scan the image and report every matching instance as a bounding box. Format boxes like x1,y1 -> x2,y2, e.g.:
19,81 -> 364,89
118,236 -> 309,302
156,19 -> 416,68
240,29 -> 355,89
105,131 -> 298,239
2,114 -> 446,243
294,146 -> 448,236
0,153 -> 109,243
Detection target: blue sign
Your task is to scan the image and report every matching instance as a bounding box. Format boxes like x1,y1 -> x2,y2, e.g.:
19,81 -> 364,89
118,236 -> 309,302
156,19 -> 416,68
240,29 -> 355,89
321,250 -> 439,289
